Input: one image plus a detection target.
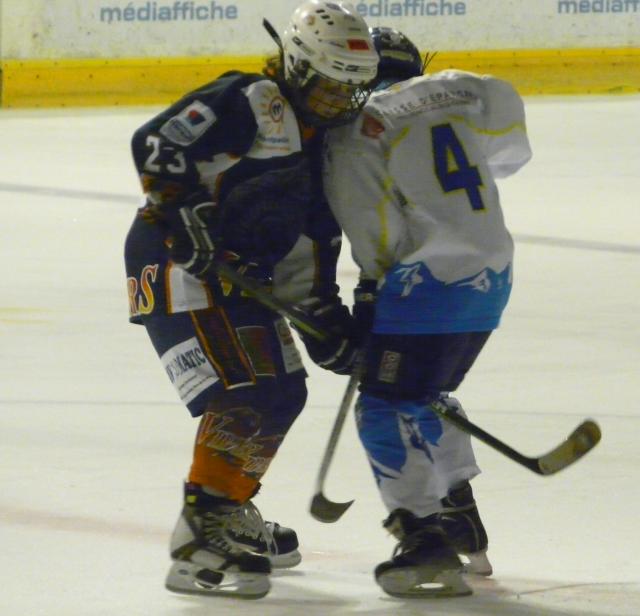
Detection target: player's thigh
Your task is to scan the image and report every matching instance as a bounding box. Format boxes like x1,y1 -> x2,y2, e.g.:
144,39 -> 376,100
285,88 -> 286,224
141,303 -> 307,418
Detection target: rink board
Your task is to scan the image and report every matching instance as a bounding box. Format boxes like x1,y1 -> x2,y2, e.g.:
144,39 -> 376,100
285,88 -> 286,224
1,47 -> 639,108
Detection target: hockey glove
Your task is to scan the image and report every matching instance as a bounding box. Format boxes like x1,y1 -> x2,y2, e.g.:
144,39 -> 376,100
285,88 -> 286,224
166,200 -> 219,278
293,295 -> 359,375
353,278 -> 378,343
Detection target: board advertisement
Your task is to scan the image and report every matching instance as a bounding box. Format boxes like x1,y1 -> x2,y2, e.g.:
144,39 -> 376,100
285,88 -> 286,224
1,0 -> 638,59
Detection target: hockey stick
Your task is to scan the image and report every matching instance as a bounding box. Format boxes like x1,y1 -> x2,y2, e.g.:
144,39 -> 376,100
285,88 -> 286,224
308,399 -> 601,524
309,397 -> 601,524
429,398 -> 602,476
213,259 -> 359,521
212,260 -> 329,342
176,202 -> 328,342
309,368 -> 360,523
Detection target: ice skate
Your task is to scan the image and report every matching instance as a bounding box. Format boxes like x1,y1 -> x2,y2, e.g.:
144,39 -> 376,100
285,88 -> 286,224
440,481 -> 493,576
165,484 -> 271,599
374,509 -> 471,598
225,499 -> 302,569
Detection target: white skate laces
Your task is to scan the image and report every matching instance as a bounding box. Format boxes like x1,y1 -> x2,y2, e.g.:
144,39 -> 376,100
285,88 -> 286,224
227,501 -> 277,556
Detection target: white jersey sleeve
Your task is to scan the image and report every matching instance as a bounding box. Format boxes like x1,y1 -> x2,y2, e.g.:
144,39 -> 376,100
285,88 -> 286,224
461,71 -> 532,179
272,235 -> 318,304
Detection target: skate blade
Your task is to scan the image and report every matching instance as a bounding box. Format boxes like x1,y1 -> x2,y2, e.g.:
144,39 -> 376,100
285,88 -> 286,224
269,549 -> 302,569
460,550 -> 493,577
378,566 -> 472,598
165,561 -> 270,599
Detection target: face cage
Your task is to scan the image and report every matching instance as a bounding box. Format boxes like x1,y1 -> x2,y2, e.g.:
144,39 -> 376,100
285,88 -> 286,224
289,72 -> 372,128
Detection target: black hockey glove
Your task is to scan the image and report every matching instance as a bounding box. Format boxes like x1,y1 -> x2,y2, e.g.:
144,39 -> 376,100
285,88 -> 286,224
293,295 -> 359,375
353,278 -> 378,343
165,199 -> 219,278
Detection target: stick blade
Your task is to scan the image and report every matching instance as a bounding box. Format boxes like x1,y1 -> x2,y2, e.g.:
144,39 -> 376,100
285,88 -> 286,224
537,419 -> 602,475
310,492 -> 354,523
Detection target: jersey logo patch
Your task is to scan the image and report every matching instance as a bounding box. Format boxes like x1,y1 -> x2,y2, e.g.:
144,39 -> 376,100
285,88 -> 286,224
160,100 -> 217,146
397,263 -> 424,297
269,96 -> 285,123
378,350 -> 401,384
361,113 -> 385,138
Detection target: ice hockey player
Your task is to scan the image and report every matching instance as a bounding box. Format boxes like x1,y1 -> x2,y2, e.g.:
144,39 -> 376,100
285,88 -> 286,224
322,27 -> 533,597
124,1 -> 377,599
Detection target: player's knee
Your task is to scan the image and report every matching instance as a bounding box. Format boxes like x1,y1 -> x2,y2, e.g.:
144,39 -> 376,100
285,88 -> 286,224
273,375 -> 308,429
190,375 -> 307,495
201,375 -> 307,432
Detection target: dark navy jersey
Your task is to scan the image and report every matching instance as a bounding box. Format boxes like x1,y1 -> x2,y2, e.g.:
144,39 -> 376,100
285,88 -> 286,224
131,72 -> 301,201
126,71 -> 342,322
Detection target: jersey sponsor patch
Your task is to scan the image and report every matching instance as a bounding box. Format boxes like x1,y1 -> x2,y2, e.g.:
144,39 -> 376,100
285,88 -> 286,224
268,96 -> 286,123
159,100 -> 217,146
161,337 -> 219,404
242,80 -> 302,158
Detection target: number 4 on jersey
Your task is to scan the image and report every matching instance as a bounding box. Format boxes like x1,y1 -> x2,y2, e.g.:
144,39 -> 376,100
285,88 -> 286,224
432,123 -> 485,211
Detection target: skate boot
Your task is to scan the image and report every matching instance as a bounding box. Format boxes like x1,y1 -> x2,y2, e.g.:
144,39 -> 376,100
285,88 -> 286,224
440,481 -> 492,576
225,500 -> 302,569
374,509 -> 471,598
165,484 -> 271,598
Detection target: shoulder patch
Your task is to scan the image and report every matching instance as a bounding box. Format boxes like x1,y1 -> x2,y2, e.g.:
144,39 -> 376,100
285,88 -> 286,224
242,80 -> 302,158
361,113 -> 385,138
159,100 -> 217,146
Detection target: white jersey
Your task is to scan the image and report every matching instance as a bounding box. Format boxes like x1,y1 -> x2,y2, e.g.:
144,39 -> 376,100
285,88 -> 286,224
324,69 -> 532,333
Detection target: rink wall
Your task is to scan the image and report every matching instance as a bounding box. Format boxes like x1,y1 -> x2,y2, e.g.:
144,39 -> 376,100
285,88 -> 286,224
0,0 -> 639,107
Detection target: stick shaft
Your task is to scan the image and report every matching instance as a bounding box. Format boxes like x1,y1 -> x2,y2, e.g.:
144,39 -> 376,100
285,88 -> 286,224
213,261 -> 328,341
430,400 -> 540,472
314,370 -> 360,493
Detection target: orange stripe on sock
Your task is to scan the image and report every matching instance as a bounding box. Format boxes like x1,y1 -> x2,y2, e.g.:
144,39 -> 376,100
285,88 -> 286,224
189,449 -> 259,503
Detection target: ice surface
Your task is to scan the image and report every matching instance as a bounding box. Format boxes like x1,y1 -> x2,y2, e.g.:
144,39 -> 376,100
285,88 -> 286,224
1,95 -> 639,615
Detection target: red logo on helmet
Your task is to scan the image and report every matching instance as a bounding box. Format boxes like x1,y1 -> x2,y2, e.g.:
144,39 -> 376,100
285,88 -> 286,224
348,39 -> 370,51
187,109 -> 206,125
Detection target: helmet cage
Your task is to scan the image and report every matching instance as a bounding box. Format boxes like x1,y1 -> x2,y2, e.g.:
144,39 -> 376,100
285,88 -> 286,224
287,61 -> 372,127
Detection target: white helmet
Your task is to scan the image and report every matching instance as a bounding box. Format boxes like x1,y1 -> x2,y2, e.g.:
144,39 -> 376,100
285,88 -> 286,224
279,1 -> 378,126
